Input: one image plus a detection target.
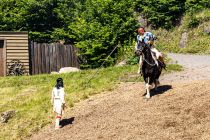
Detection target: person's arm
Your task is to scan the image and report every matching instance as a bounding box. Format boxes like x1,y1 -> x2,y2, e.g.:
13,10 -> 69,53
51,88 -> 54,105
144,32 -> 155,46
61,88 -> 65,104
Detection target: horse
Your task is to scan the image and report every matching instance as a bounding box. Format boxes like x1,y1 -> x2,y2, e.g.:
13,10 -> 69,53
136,41 -> 164,99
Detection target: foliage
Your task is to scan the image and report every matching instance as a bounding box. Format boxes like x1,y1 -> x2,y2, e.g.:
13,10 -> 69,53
0,0 -> 25,30
151,9 -> 210,55
134,0 -> 186,29
187,15 -> 201,28
68,0 -> 138,68
126,54 -> 139,65
0,0 -> 209,68
185,0 -> 210,13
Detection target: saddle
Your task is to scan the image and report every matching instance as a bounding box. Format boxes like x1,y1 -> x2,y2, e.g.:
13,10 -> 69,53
150,51 -> 166,70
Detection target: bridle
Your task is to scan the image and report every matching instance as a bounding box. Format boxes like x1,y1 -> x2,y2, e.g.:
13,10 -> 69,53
137,41 -> 157,67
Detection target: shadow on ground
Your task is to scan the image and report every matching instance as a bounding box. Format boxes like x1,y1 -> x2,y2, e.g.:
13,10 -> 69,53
143,85 -> 172,97
60,117 -> 75,128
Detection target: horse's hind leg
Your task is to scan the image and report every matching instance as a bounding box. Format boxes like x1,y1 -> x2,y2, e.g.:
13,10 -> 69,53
155,79 -> 160,90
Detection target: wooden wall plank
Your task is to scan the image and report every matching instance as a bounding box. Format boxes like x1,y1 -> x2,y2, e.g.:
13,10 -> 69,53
37,43 -> 41,74
6,62 -> 29,66
52,44 -> 56,71
7,56 -> 29,59
41,43 -> 45,73
7,42 -> 28,48
0,37 -> 28,40
7,53 -> 29,56
0,34 -> 28,37
6,40 -> 28,43
7,50 -> 28,53
7,59 -> 29,63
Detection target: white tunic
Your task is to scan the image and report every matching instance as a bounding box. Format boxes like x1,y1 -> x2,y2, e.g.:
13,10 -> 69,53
51,87 -> 65,114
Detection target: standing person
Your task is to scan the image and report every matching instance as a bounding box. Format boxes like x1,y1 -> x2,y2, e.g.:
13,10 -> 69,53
51,78 -> 66,130
134,27 -> 164,75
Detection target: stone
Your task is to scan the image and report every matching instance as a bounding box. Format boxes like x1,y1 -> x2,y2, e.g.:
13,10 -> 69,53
204,25 -> 210,34
59,67 -> 80,73
116,60 -> 127,67
1,110 -> 16,123
179,32 -> 188,48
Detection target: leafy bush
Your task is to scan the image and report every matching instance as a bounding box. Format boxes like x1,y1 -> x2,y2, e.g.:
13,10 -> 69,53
187,15 -> 201,28
134,0 -> 186,29
126,55 -> 139,65
69,0 -> 138,68
185,0 -> 210,13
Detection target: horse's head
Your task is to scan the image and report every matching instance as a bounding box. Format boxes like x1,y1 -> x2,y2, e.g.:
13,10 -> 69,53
135,40 -> 145,56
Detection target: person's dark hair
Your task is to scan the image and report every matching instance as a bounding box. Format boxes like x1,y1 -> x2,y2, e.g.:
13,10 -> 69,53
55,78 -> 64,89
136,27 -> 145,33
140,27 -> 145,30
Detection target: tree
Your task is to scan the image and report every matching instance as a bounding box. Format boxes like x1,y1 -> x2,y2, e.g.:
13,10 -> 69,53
68,0 -> 138,68
0,0 -> 25,31
134,0 -> 186,29
185,0 -> 210,13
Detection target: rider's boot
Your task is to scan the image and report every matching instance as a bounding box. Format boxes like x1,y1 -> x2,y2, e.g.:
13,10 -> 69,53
139,66 -> 143,76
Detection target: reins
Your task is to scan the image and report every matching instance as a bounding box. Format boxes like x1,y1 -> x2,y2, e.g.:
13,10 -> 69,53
144,56 -> 157,66
142,44 -> 157,67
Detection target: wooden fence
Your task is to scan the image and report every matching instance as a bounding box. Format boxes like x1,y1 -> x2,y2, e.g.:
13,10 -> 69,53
30,42 -> 80,75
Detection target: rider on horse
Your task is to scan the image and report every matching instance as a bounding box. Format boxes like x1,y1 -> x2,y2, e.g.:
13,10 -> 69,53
134,27 -> 165,75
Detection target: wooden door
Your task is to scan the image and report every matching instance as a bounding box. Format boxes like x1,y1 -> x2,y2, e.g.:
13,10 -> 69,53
0,40 -> 5,76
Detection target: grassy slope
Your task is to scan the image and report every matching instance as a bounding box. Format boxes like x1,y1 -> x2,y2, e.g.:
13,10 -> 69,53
152,9 -> 210,54
0,64 -> 181,140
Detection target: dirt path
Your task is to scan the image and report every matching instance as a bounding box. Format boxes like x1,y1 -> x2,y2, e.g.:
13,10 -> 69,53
160,53 -> 210,83
29,53 -> 210,140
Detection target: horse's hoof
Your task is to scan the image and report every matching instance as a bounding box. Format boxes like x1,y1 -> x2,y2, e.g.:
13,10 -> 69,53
145,95 -> 150,99
144,97 -> 150,101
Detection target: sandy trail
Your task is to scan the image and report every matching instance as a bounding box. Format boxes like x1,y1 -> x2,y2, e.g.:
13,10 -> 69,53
29,53 -> 210,140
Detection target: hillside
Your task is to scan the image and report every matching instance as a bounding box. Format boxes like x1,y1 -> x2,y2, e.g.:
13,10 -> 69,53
29,81 -> 210,140
151,9 -> 210,54
0,64 -> 180,140
29,53 -> 210,140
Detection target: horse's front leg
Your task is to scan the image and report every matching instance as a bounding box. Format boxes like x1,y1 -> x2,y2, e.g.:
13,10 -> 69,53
145,78 -> 151,99
145,83 -> 152,99
137,54 -> 143,74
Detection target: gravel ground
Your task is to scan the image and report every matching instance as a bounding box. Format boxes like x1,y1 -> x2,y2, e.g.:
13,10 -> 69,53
160,53 -> 210,83
29,53 -> 210,140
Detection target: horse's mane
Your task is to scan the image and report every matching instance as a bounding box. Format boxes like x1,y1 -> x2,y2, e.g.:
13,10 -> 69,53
141,44 -> 156,66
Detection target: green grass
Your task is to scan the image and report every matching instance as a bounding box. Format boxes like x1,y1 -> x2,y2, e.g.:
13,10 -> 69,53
151,9 -> 210,54
0,64 -> 181,140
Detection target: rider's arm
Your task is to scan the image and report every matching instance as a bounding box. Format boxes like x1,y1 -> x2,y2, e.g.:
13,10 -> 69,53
144,32 -> 155,45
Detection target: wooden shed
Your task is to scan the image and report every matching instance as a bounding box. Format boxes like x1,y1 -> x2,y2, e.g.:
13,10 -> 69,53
0,32 -> 29,76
